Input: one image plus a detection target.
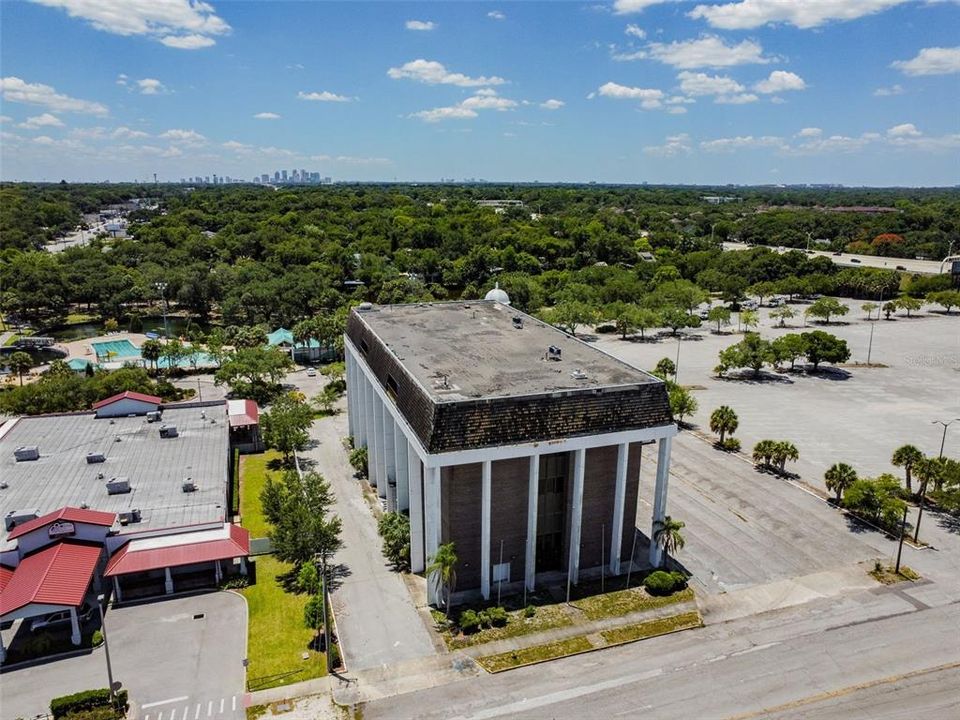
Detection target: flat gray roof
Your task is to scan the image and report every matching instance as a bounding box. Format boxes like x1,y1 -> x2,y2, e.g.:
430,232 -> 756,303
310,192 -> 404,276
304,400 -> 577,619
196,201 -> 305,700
0,407 -> 229,545
355,300 -> 660,402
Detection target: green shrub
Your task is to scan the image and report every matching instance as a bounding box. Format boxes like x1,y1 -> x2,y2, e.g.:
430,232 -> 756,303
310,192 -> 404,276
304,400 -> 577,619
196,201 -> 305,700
92,629 -> 104,647
669,571 -> 688,590
523,604 -> 536,619
328,642 -> 341,669
477,610 -> 491,628
595,323 -> 617,334
50,689 -> 128,720
719,438 -> 741,452
643,570 -> 676,596
487,606 -> 509,627
459,609 -> 481,634
348,447 -> 368,478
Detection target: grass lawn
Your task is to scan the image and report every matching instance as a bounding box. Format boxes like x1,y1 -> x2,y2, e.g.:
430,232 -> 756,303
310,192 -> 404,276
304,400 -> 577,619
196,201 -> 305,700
239,450 -> 283,539
600,611 -> 703,645
869,564 -> 920,585
572,586 -> 694,621
478,635 -> 593,673
445,604 -> 574,650
240,555 -> 327,691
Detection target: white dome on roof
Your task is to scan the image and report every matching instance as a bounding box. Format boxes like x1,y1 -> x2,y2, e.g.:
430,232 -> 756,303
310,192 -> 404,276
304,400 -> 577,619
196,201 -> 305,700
484,282 -> 511,305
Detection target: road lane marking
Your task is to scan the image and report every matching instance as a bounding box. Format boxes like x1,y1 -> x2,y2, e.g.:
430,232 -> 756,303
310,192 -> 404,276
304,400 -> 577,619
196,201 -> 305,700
232,696 -> 237,712
195,704 -> 201,720
220,698 -> 225,714
183,705 -> 190,720
207,700 -> 213,717
143,698 -> 190,709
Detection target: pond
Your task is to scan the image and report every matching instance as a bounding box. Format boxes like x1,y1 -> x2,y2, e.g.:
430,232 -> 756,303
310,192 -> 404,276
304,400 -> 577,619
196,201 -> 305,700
47,316 -> 209,341
0,345 -> 68,371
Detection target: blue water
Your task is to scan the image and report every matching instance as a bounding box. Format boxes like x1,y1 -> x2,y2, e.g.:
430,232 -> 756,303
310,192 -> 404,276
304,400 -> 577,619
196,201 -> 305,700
91,339 -> 140,359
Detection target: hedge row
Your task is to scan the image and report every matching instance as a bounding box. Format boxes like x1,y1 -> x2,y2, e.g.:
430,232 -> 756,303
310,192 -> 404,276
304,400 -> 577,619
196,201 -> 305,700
50,689 -> 128,719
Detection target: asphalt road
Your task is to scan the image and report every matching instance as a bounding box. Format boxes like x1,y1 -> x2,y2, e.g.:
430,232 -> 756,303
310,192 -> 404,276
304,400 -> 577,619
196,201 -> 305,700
722,241 -> 946,275
1,593 -> 247,720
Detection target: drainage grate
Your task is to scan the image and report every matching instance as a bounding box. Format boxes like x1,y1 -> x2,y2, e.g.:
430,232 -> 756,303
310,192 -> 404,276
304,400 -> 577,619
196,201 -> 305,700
193,613 -> 205,620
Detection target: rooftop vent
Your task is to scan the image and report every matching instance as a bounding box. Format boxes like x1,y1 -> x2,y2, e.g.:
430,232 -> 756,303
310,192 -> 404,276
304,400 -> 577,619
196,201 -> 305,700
118,508 -> 141,525
159,424 -> 179,438
86,452 -> 106,464
5,509 -> 40,531
0,482 -> 8,490
105,477 -> 131,495
97,471 -> 105,480
80,502 -> 89,509
512,316 -> 524,329
146,410 -> 162,423
357,302 -> 374,313
570,369 -> 587,380
547,346 -> 562,361
14,446 -> 39,462
182,478 -> 197,493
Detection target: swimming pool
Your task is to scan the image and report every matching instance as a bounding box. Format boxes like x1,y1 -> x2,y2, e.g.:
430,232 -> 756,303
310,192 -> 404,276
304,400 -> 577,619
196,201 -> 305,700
91,339 -> 140,360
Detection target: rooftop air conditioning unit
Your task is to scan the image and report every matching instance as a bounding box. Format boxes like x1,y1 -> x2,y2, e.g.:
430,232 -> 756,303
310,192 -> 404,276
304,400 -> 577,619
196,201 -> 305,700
159,424 -> 178,438
86,452 -> 106,464
547,346 -> 562,361
106,477 -> 131,494
570,369 -> 587,380
182,478 -> 197,493
146,410 -> 163,423
4,509 -> 40,531
118,509 -> 141,525
14,446 -> 40,462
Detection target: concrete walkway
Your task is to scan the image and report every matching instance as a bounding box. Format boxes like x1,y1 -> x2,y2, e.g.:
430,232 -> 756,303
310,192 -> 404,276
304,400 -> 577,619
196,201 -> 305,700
300,404 -> 437,672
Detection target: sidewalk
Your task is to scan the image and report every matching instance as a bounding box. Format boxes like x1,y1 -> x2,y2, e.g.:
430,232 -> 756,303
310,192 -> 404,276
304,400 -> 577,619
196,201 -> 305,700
300,404 -> 437,672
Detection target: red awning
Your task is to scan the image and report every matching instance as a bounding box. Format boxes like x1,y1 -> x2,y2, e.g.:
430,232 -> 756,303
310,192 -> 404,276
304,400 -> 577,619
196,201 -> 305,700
0,542 -> 101,615
92,390 -> 162,410
228,399 -> 259,428
7,506 -> 117,541
105,524 -> 250,577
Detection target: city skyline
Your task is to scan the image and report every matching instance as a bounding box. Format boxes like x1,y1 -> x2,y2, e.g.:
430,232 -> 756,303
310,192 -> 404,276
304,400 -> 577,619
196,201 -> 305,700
1,0 -> 959,186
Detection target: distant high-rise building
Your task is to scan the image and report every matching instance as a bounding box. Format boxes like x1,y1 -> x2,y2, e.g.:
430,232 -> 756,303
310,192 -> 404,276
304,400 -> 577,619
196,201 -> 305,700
281,169 -> 288,181
262,174 -> 269,183
212,174 -> 218,184
301,169 -> 308,182
180,178 -> 186,184
204,176 -> 210,184
274,171 -> 280,182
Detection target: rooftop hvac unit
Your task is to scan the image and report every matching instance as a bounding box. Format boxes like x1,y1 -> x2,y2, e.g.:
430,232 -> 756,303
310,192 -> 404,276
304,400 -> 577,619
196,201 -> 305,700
86,452 -> 106,464
159,424 -> 178,438
182,478 -> 197,493
547,345 -> 562,361
4,509 -> 40,531
570,369 -> 587,380
146,410 -> 163,423
14,446 -> 40,462
105,477 -> 131,495
118,509 -> 141,525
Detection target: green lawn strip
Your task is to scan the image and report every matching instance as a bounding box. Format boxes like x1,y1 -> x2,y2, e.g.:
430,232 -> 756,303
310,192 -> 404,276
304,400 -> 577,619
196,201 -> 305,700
239,450 -> 282,539
445,604 -> 574,650
240,555 -> 327,691
478,635 -> 594,673
572,586 -> 694,621
600,611 -> 703,646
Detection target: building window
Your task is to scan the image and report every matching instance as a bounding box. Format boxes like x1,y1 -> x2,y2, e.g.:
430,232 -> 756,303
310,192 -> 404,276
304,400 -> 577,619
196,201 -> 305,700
492,562 -> 511,584
386,373 -> 399,400
359,338 -> 369,356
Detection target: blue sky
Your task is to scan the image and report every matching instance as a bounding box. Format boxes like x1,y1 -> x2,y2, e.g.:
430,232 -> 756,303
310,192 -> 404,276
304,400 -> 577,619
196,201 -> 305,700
1,0 -> 959,185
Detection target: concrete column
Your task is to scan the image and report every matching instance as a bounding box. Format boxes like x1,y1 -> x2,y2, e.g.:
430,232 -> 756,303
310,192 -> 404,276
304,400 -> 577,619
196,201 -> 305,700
649,436 -> 673,568
395,423 -> 409,512
214,559 -> 222,584
480,460 -> 492,601
567,448 -> 586,586
610,442 -> 629,576
371,393 -> 385,490
424,465 -> 442,605
356,363 -> 368,448
239,556 -> 248,576
68,606 -> 81,646
345,353 -> 356,439
525,454 -> 540,592
112,576 -> 123,604
164,567 -> 174,595
0,626 -> 5,662
408,444 -> 425,573
381,402 -> 396,505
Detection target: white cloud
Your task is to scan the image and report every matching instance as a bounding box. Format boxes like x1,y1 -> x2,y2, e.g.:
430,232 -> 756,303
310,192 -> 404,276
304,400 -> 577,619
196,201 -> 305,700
0,115 -> 12,123
666,106 -> 688,114
715,93 -> 759,104
643,133 -> 692,157
223,140 -> 253,152
688,0 -> 908,30
487,10 -> 506,20
253,112 -> 281,120
797,127 -> 822,137
612,49 -> 648,62
597,81 -> 664,104
160,128 -> 206,144
614,0 -> 674,14
646,36 -> 772,68
310,154 -> 392,165
137,78 -> 167,95
20,113 -> 64,129
666,95 -> 695,105
410,89 -> 517,122
892,46 -> 960,76
700,135 -> 786,152
116,73 -> 128,86
791,133 -> 876,154
540,98 -> 565,110
0,77 -> 108,115
753,70 -> 806,94
625,23 -> 646,39
29,0 -> 230,48
387,59 -> 506,87
298,90 -> 354,102
676,71 -> 744,96
461,94 -> 517,111
111,126 -> 148,139
873,84 -> 904,96
887,122 -> 921,137
411,106 -> 478,122
405,20 -> 436,31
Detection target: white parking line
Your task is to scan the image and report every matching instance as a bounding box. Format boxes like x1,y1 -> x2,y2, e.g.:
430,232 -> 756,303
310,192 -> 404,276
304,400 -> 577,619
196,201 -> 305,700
220,698 -> 225,714
207,700 -> 213,717
232,696 -> 237,712
183,705 -> 190,720
195,703 -> 201,720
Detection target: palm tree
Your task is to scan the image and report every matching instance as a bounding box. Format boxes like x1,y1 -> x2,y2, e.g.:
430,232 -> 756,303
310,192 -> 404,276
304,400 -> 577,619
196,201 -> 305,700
709,405 -> 739,444
8,351 -> 32,386
773,441 -> 799,474
913,457 -> 942,497
140,339 -> 162,373
891,444 -> 924,494
653,516 -> 686,566
752,439 -> 776,469
824,462 -> 857,502
426,542 -> 458,618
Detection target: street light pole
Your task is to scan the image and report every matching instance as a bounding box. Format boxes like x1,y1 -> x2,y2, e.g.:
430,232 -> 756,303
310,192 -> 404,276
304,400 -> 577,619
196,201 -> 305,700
96,594 -> 116,704
914,419 -> 959,543
154,282 -> 169,339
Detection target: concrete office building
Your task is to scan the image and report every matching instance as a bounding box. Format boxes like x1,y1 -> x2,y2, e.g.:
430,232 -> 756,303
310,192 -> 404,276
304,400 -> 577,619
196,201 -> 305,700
344,296 -> 676,604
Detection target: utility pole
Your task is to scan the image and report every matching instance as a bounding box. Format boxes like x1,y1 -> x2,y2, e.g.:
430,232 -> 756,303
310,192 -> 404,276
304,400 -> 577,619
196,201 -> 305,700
895,504 -> 908,574
96,595 -> 116,704
322,554 -> 331,673
914,419 -> 959,543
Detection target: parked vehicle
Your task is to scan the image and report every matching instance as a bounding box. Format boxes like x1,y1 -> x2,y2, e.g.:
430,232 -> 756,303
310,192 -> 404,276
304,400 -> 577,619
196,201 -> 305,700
833,251 -> 843,256
768,297 -> 785,307
850,258 -> 862,264
896,265 -> 907,271
306,367 -> 317,377
31,602 -> 95,632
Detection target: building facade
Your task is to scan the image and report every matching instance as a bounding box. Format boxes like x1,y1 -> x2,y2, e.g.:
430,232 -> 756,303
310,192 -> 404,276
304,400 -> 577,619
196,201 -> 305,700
344,299 -> 677,605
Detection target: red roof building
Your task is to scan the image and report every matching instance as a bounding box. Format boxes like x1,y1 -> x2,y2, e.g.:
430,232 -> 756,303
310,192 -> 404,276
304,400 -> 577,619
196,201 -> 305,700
92,390 -> 163,410
0,541 -> 102,616
227,399 -> 260,428
105,524 -> 250,578
7,506 -> 117,540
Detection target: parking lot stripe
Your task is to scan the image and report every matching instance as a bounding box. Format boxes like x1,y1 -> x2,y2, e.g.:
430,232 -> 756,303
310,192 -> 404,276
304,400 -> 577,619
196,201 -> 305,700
195,704 -> 201,720
207,700 -> 213,717
220,698 -> 225,714
232,696 -> 237,712
184,705 -> 190,720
